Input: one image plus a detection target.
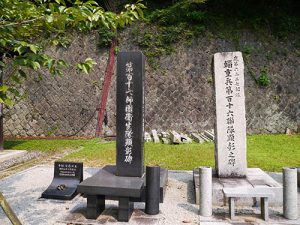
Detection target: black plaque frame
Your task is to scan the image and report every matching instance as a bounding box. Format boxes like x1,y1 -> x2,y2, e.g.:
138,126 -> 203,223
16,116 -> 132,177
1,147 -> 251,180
41,161 -> 83,200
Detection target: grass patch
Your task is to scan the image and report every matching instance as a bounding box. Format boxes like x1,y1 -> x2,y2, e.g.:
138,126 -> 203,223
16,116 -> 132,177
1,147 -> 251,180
4,139 -> 88,153
4,134 -> 300,172
64,134 -> 300,172
247,134 -> 300,172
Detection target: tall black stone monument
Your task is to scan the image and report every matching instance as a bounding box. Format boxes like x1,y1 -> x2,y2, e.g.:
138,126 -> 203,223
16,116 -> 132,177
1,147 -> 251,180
116,51 -> 145,177
77,51 -> 168,222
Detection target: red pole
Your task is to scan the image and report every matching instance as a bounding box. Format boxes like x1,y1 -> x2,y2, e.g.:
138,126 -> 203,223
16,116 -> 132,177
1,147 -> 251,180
95,39 -> 117,137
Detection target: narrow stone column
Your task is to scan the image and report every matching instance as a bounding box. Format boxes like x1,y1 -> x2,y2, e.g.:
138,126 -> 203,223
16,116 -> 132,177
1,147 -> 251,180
199,166 -> 212,216
145,166 -> 160,215
283,167 -> 298,220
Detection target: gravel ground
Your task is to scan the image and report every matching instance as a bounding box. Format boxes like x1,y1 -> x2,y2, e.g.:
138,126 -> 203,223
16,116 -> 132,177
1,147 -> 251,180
0,166 -> 299,225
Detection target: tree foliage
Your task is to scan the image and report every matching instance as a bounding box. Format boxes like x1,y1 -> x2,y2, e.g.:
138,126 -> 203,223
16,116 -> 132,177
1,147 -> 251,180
0,0 -> 145,105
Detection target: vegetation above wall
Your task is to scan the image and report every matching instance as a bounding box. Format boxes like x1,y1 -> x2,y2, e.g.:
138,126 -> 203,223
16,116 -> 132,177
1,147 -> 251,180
121,0 -> 300,67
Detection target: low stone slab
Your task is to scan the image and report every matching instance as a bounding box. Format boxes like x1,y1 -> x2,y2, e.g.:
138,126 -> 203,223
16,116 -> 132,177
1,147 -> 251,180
160,131 -> 168,138
180,133 -> 193,144
204,130 -> 214,141
223,188 -> 274,198
144,132 -> 153,142
199,133 -> 211,142
151,130 -> 160,143
78,165 -> 144,198
0,150 -> 27,163
161,138 -> 170,144
190,133 -> 205,144
169,131 -> 181,144
159,132 -> 171,144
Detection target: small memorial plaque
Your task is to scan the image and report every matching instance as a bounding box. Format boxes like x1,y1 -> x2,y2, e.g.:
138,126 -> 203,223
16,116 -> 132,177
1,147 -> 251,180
116,51 -> 145,177
214,52 -> 247,178
41,161 -> 83,200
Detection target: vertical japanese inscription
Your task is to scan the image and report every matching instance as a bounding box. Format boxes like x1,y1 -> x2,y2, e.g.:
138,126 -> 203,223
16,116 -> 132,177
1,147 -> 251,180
214,52 -> 247,178
124,61 -> 134,164
116,51 -> 145,177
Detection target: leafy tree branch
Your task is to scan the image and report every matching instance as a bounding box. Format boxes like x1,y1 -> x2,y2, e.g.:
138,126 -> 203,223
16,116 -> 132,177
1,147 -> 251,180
0,0 -> 145,104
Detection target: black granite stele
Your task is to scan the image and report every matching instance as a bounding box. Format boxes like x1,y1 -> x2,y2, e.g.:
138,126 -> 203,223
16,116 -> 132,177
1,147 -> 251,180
77,51 -> 168,222
41,161 -> 83,200
116,51 -> 145,177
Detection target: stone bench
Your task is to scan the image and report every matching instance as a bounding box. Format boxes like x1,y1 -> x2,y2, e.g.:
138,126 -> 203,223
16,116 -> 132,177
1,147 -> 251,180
223,188 -> 275,221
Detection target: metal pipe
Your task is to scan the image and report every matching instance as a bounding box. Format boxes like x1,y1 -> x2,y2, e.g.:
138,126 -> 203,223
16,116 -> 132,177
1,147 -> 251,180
145,166 -> 160,215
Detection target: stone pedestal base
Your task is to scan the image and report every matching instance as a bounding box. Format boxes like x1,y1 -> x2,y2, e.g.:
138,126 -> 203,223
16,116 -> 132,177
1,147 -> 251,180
193,168 -> 283,207
78,165 -> 168,222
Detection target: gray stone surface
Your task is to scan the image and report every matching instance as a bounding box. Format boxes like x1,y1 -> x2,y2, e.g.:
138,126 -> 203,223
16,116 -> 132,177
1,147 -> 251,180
0,166 -> 299,225
214,52 -> 247,178
3,30 -> 300,137
0,166 -> 199,225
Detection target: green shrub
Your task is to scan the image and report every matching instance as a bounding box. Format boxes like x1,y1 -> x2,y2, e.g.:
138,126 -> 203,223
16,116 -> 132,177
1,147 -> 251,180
257,69 -> 270,86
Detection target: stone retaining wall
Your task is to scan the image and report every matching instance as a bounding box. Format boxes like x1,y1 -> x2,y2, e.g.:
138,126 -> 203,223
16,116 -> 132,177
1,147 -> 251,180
3,30 -> 300,137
